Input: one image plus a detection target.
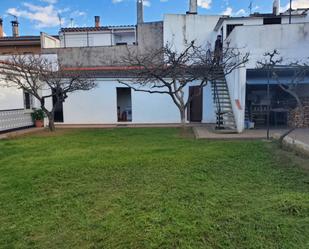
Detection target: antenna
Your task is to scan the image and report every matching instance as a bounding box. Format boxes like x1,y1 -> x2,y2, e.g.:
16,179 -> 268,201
70,18 -> 74,27
248,1 -> 253,15
8,13 -> 18,22
58,13 -> 62,29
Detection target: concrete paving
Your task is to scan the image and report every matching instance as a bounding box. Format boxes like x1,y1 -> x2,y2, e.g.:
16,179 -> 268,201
194,125 -> 309,157
273,128 -> 309,157
193,125 -> 287,140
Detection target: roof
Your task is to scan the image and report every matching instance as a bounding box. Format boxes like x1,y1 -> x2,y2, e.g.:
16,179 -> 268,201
0,36 -> 41,47
0,36 -> 40,41
214,8 -> 309,31
60,25 -> 136,33
247,68 -> 309,85
281,8 -> 309,16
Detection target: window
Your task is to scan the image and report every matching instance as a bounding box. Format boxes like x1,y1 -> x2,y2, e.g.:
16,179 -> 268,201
23,91 -> 33,109
226,24 -> 243,37
263,17 -> 282,25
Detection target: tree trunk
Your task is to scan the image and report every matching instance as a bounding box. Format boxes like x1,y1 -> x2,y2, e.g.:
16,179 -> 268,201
46,112 -> 55,132
278,127 -> 296,148
179,107 -> 187,129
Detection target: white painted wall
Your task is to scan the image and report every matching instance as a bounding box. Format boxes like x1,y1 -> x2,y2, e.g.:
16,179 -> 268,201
41,33 -> 60,49
43,79 -> 215,124
163,14 -> 221,125
60,30 -> 136,48
225,66 -> 247,133
0,87 -> 24,110
164,14 -> 221,50
202,84 -> 216,123
230,23 -> 309,68
218,14 -> 309,40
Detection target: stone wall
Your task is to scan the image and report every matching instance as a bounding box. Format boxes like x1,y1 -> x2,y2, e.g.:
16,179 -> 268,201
288,97 -> 309,128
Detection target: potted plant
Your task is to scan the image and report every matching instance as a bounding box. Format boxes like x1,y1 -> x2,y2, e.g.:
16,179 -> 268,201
31,109 -> 45,128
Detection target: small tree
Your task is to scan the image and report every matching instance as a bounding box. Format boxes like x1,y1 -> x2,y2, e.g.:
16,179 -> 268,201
120,41 -> 249,126
0,54 -> 96,131
257,50 -> 308,146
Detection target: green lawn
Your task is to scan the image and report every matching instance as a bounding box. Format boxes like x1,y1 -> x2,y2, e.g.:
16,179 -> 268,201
0,128 -> 308,249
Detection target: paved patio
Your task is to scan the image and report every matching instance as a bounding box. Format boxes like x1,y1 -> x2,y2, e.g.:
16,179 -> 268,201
193,125 -> 287,140
193,125 -> 309,157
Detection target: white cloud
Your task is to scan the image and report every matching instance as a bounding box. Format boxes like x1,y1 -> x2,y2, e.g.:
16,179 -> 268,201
7,3 -> 64,28
282,0 -> 309,11
40,0 -> 58,4
222,7 -> 247,16
6,1 -> 87,29
291,0 -> 309,8
222,7 -> 232,15
197,0 -> 212,9
235,9 -> 246,16
143,0 -> 151,7
112,0 -> 151,7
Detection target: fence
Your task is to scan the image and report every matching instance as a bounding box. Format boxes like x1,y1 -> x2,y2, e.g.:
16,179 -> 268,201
0,109 -> 34,132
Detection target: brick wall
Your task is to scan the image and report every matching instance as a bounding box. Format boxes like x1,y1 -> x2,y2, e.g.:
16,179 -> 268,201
288,97 -> 309,128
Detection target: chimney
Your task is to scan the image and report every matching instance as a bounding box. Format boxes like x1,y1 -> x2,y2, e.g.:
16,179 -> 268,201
273,0 -> 280,15
0,18 -> 3,38
11,20 -> 19,37
187,0 -> 197,14
95,16 -> 100,27
137,0 -> 144,24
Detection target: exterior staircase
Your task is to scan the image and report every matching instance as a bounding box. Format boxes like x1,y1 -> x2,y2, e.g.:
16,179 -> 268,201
210,69 -> 237,132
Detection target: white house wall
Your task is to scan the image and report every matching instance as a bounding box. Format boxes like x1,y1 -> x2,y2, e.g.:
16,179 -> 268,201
229,23 -> 309,68
0,87 -> 24,110
220,15 -> 309,40
163,14 -> 219,125
45,79 -> 215,124
60,32 -> 113,47
164,14 -> 221,50
60,31 -> 136,48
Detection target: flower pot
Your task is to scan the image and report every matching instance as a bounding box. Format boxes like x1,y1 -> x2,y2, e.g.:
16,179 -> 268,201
35,120 -> 44,128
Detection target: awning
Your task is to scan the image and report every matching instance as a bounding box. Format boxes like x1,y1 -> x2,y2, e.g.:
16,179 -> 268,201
246,68 -> 309,85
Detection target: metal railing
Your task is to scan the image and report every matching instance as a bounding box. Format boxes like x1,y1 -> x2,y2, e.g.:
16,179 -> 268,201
212,80 -> 223,129
0,109 -> 34,132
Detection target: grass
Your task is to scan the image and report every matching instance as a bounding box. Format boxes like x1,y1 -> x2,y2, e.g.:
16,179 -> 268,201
0,128 -> 308,249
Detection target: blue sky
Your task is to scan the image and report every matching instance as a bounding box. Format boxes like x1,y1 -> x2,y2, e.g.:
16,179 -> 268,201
0,0 -> 308,36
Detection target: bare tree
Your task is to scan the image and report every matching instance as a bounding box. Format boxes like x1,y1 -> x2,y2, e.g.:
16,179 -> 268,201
119,41 -> 249,126
0,54 -> 96,131
257,50 -> 308,146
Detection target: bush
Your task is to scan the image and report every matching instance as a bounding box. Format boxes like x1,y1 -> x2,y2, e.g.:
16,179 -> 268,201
31,109 -> 45,121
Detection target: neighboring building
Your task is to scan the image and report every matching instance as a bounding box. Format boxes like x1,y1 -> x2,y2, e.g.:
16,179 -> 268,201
0,18 -> 59,132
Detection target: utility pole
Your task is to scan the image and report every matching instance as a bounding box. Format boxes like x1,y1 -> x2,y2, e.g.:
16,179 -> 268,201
267,66 -> 271,140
